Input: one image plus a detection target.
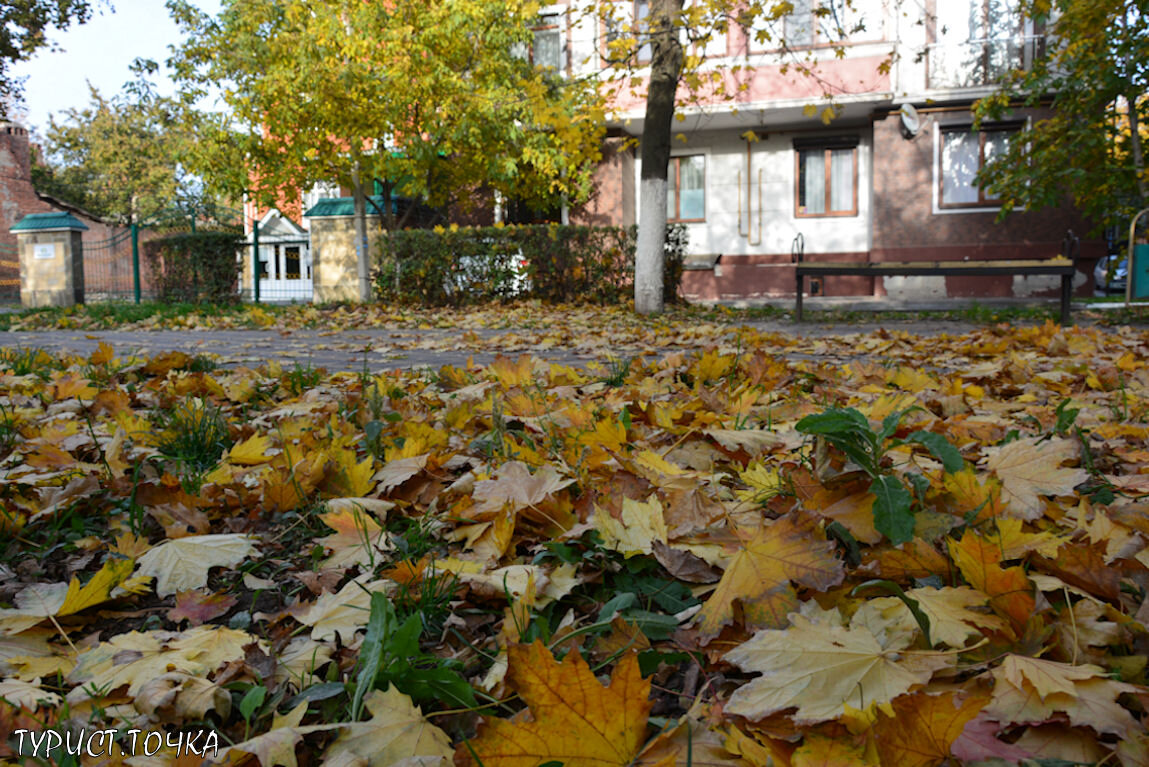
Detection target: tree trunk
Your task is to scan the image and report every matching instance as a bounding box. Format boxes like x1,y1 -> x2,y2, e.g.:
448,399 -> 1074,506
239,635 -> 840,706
634,0 -> 684,316
351,160 -> 371,303
1128,93 -> 1147,206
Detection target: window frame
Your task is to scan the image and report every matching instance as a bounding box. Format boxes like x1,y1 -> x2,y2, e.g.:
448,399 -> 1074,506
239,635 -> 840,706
937,123 -> 1020,210
769,0 -> 884,52
793,143 -> 859,219
531,11 -> 563,72
667,154 -> 706,223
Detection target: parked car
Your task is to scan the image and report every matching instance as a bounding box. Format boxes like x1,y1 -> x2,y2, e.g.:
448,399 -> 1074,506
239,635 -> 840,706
1094,252 -> 1128,296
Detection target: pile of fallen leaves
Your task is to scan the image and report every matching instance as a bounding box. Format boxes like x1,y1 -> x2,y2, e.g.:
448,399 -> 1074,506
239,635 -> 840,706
2,319 -> 1149,766
3,301 -> 735,334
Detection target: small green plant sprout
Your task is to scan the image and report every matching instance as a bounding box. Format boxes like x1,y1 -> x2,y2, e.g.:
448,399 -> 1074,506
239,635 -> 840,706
796,406 -> 963,545
154,397 -> 234,477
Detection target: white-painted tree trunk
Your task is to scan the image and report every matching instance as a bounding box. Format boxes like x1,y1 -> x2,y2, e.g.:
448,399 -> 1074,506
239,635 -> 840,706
635,177 -> 668,315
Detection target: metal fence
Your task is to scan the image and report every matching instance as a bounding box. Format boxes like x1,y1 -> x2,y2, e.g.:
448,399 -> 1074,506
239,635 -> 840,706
84,229 -> 142,302
68,208 -> 317,306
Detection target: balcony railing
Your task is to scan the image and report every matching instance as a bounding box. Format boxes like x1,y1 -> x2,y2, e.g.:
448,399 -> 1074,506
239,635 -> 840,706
926,35 -> 1045,90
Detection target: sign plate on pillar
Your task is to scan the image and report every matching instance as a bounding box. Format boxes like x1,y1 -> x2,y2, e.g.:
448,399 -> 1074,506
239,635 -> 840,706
33,244 -> 54,260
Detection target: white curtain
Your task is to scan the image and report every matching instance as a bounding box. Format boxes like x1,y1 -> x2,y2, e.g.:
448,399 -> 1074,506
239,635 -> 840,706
679,155 -> 705,219
942,131 -> 980,204
803,150 -> 825,214
830,149 -> 853,211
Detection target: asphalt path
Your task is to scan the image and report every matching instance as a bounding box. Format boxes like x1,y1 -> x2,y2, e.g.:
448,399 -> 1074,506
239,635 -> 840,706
0,319 -> 995,374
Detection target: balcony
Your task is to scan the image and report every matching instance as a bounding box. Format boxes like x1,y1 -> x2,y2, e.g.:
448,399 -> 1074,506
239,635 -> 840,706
926,35 -> 1045,90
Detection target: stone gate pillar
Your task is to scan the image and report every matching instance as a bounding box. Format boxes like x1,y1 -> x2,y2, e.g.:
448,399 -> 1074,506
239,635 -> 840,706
11,212 -> 89,307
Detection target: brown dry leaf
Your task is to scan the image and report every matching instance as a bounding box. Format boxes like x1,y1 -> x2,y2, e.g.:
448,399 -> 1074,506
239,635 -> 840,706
981,436 -> 1088,520
135,670 -> 231,722
459,641 -> 651,767
694,514 -> 844,639
167,590 -> 238,627
723,613 -> 951,724
470,461 -> 573,517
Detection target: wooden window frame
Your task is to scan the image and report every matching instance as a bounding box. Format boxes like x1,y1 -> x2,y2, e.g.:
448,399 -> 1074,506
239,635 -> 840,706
794,145 -> 858,219
938,124 -> 1020,209
667,155 -> 706,223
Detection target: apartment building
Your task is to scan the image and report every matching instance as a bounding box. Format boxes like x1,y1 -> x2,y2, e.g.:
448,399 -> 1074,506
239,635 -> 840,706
558,0 -> 1100,301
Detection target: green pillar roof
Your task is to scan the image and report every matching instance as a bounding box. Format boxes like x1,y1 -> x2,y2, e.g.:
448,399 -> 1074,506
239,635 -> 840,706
10,212 -> 90,232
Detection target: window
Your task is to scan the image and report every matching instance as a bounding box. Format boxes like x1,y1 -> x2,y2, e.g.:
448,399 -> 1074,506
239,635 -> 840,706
284,245 -> 302,280
533,12 -> 562,71
930,0 -> 1030,88
666,155 -> 705,222
795,141 -> 857,217
939,125 -> 1016,207
783,0 -> 884,47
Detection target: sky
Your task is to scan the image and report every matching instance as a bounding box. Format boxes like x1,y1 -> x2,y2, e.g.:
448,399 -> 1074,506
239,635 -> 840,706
9,0 -> 222,137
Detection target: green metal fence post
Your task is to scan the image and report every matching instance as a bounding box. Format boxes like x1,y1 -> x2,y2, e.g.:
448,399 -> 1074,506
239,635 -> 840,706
252,220 -> 260,304
131,222 -> 141,304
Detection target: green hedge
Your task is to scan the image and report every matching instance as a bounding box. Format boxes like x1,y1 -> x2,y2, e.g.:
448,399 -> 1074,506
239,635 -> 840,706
143,232 -> 245,303
373,224 -> 686,305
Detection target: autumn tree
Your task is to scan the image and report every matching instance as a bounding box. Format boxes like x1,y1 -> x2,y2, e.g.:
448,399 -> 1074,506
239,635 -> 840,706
0,0 -> 100,112
597,0 -> 886,314
168,0 -> 605,303
32,74 -> 192,225
974,0 -> 1149,231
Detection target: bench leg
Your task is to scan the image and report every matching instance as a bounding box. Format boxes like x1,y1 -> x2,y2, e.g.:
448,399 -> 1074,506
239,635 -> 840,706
1060,273 -> 1072,325
796,272 -> 804,321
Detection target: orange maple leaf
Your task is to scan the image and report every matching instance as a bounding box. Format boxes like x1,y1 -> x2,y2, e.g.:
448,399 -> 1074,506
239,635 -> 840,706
947,533 -> 1035,634
458,641 -> 652,767
873,692 -> 988,767
694,514 -> 844,639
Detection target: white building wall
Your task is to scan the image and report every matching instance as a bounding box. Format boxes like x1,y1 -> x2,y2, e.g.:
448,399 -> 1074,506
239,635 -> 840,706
637,130 -> 872,258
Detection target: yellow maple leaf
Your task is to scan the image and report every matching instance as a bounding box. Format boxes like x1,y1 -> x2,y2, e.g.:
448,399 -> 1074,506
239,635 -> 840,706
694,514 -> 844,639
594,496 -> 668,558
57,557 -> 134,616
331,448 -> 377,497
229,433 -> 274,465
460,641 -> 652,767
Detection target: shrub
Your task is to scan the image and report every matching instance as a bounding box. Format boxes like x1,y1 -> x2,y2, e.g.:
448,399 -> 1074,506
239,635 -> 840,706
143,231 -> 245,303
373,223 -> 686,306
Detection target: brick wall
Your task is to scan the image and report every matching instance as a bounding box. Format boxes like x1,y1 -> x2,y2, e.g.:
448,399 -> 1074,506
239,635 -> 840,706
870,106 -> 1103,295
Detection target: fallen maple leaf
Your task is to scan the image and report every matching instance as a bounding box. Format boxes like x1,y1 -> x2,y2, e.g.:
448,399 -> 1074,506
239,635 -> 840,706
229,433 -> 275,465
323,687 -> 453,766
136,534 -> 257,597
694,514 -> 844,639
947,533 -> 1035,634
594,495 -> 668,557
723,613 -> 950,724
981,436 -> 1088,520
459,641 -> 652,767
872,691 -> 987,767
56,557 -> 134,616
